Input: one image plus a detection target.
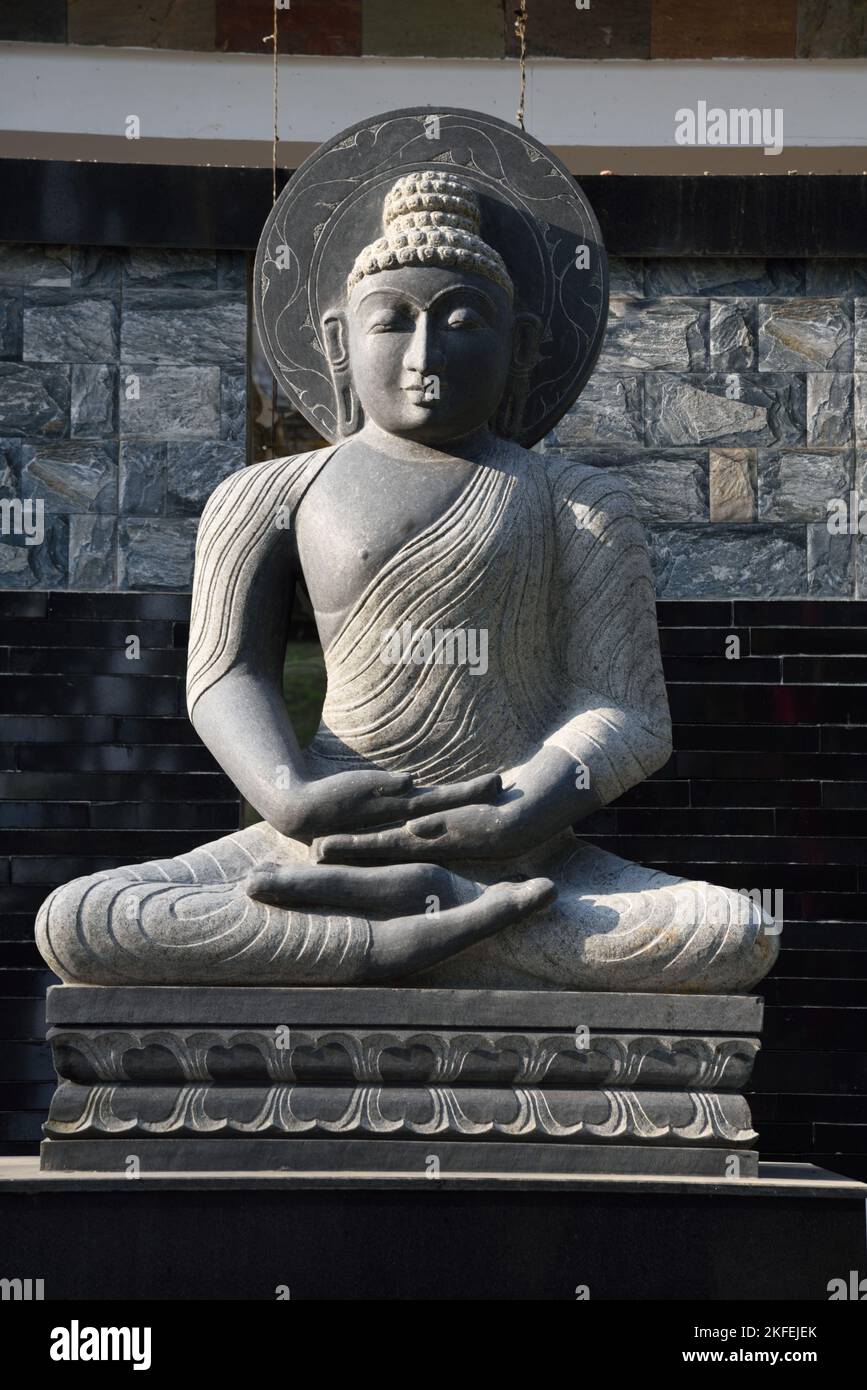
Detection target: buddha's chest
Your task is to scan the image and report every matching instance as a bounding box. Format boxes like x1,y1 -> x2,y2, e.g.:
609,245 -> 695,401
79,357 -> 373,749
295,447 -> 478,646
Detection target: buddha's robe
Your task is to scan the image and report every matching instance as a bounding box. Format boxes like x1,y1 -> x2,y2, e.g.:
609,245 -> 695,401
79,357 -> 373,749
36,442 -> 779,992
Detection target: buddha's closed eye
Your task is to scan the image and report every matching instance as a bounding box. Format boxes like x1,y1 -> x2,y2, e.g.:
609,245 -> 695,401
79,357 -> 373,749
445,309 -> 484,330
363,304 -> 488,334
367,313 -> 413,333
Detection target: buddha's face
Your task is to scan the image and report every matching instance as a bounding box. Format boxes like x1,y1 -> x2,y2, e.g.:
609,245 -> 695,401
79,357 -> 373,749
343,266 -> 514,444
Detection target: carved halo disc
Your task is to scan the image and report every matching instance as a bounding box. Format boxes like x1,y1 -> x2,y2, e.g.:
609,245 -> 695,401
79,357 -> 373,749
254,105 -> 609,447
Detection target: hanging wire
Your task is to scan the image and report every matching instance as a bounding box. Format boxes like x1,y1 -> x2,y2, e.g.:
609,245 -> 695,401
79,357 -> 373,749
271,0 -> 279,206
514,1 -> 528,130
264,1 -> 280,456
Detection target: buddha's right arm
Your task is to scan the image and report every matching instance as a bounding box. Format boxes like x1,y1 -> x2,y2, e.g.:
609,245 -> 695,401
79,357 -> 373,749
184,454 -> 323,834
191,673 -> 309,833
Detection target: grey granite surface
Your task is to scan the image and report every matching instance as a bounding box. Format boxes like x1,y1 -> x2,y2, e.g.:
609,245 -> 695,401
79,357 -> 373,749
2,241 -> 865,596
0,243 -> 247,589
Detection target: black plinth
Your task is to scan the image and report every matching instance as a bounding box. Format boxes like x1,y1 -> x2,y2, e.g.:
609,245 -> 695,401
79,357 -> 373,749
1,1159 -> 864,1300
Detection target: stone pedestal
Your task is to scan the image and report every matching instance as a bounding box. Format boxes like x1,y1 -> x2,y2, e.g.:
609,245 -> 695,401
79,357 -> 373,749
41,986 -> 764,1178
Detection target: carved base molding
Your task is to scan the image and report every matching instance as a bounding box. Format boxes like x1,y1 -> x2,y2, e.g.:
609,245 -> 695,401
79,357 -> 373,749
45,1081 -> 757,1145
47,1027 -> 759,1089
41,985 -> 764,1177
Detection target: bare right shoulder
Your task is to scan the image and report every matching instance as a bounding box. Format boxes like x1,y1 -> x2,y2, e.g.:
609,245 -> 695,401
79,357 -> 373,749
197,450 -> 333,540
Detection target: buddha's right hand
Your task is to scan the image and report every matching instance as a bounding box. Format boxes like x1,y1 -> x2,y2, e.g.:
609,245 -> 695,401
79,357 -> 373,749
274,768 -> 502,842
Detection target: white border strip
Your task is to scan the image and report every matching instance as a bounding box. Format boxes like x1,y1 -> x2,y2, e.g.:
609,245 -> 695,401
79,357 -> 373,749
1,44 -> 867,149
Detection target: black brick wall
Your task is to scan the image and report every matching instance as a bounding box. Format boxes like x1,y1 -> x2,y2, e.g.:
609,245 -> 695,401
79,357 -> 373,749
0,590 -> 241,1151
583,599 -> 867,1183
1,592 -> 865,1180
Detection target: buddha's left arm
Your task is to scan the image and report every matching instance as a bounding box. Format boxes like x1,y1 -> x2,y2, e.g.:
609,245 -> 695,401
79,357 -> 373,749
525,458 -> 673,817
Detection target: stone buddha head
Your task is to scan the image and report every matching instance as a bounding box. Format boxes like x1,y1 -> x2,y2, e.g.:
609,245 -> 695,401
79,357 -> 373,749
321,171 -> 541,444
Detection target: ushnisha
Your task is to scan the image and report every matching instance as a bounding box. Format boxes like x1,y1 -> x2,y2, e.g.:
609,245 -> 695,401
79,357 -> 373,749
347,171 -> 514,297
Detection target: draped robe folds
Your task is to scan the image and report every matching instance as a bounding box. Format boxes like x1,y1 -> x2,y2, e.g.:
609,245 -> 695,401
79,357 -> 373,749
35,443 -> 779,992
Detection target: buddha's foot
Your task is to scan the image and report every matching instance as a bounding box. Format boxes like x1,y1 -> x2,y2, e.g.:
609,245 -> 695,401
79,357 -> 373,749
34,821 -> 556,986
246,859 -> 468,914
407,836 -> 782,994
246,858 -> 556,979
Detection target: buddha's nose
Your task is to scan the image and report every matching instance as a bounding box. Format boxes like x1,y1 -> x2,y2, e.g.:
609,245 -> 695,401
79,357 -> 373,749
404,316 -> 444,376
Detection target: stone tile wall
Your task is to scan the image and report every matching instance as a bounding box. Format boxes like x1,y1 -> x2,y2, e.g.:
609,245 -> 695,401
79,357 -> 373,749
3,244 -> 867,600
541,256 -> 867,598
0,244 -> 247,591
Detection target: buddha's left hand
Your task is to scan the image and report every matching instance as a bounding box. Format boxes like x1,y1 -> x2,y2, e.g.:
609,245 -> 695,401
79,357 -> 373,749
312,745 -> 600,863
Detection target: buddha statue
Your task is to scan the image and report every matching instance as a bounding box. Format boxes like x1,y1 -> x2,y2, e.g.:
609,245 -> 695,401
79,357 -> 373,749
35,124 -> 779,997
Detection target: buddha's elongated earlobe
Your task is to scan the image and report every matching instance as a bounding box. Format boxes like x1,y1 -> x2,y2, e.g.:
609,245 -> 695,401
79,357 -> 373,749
322,309 -> 362,436
495,311 -> 542,439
